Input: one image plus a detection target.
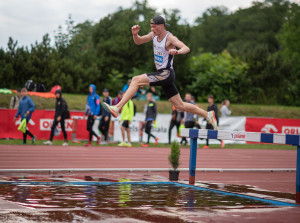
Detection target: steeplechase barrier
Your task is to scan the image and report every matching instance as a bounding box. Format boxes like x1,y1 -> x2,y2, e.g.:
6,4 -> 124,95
180,128 -> 300,204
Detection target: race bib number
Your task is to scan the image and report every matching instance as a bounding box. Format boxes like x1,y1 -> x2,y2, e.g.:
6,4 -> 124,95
154,51 -> 163,66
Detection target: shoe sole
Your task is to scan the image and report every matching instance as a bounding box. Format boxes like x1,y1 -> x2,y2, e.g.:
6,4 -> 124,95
210,111 -> 218,130
103,102 -> 118,118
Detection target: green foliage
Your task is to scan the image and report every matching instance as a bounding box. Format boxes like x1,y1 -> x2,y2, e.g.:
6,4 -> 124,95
168,141 -> 181,170
188,51 -> 249,103
0,0 -> 299,105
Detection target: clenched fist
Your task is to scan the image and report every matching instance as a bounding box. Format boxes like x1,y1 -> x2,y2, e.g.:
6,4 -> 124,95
168,49 -> 178,55
131,25 -> 140,35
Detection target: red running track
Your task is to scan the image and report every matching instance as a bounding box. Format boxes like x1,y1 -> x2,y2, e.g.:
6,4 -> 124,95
0,145 -> 296,169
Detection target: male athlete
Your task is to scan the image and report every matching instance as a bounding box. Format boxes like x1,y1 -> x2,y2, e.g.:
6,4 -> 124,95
103,15 -> 217,130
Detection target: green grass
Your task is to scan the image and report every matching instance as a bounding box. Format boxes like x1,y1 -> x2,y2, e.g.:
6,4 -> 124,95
0,139 -> 296,150
1,92 -> 300,118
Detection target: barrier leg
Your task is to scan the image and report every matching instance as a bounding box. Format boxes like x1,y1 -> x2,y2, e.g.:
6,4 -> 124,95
296,146 -> 300,204
189,138 -> 198,185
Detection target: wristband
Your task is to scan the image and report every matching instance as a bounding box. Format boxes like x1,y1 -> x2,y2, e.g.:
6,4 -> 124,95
132,33 -> 138,36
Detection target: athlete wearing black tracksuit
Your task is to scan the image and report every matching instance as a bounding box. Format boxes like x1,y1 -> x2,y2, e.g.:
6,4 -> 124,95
49,90 -> 68,142
145,100 -> 157,144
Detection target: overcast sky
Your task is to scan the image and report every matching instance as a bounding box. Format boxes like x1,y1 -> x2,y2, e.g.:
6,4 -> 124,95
0,0 -> 298,48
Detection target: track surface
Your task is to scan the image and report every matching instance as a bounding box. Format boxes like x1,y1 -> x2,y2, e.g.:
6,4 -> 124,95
0,145 -> 296,169
0,145 -> 299,222
0,145 -> 297,193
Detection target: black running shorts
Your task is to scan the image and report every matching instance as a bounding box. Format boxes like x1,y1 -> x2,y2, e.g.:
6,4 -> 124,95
122,120 -> 130,129
146,68 -> 179,99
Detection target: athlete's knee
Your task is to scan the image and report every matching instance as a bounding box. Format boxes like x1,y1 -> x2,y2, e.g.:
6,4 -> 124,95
132,75 -> 147,86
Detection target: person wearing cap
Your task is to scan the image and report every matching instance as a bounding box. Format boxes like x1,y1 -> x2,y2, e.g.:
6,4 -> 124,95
102,15 -> 218,131
10,88 -> 22,109
44,90 -> 69,146
98,88 -> 112,144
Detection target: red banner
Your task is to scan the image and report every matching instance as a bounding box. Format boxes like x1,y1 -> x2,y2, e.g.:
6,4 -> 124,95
0,109 -> 89,140
245,117 -> 300,134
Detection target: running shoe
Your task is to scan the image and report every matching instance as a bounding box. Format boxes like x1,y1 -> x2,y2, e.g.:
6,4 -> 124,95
142,144 -> 149,147
155,137 -> 159,145
44,140 -> 52,145
102,102 -> 119,118
126,143 -> 132,147
202,145 -> 210,149
207,111 -> 218,130
118,142 -> 126,147
84,142 -> 91,147
97,136 -> 101,145
62,142 -> 68,146
220,140 -> 224,148
32,136 -> 36,144
100,141 -> 107,145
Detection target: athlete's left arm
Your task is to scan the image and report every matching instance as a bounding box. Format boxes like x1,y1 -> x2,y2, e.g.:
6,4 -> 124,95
168,35 -> 190,55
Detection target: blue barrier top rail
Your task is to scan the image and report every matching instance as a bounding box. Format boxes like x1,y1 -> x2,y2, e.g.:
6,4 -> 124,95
181,129 -> 300,146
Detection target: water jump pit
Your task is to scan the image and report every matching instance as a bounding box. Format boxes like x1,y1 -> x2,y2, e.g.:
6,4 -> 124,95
0,174 -> 297,223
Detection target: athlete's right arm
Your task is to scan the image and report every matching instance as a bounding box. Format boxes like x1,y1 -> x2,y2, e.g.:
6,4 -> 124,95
132,25 -> 154,45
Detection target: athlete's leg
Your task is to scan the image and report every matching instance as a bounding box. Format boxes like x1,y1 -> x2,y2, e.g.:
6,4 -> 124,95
116,74 -> 149,111
169,94 -> 208,118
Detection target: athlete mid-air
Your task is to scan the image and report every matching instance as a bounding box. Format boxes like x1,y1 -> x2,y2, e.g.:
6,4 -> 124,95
103,15 -> 217,130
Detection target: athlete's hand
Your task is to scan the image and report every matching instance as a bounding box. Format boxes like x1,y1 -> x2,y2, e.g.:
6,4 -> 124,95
131,25 -> 140,35
57,116 -> 61,122
168,49 -> 178,55
93,115 -> 97,120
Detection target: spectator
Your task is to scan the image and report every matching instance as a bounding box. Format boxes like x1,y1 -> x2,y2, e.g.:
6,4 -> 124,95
85,84 -> 101,147
112,91 -> 124,106
220,99 -> 232,118
142,93 -> 158,147
191,96 -> 201,130
118,99 -> 134,147
14,88 -> 36,144
168,105 -> 184,144
44,90 -> 69,146
147,86 -> 158,96
10,88 -> 22,109
98,88 -> 112,144
123,79 -> 138,98
122,79 -> 131,92
180,93 -> 198,145
203,95 -> 224,148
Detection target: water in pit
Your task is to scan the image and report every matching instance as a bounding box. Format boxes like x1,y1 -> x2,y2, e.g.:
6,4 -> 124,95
0,182 -> 295,222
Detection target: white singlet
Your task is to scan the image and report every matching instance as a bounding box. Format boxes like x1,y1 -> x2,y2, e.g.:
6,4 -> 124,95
153,32 -> 174,70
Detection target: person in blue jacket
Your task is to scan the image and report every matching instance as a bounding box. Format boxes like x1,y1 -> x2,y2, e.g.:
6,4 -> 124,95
14,88 -> 36,144
84,84 -> 101,147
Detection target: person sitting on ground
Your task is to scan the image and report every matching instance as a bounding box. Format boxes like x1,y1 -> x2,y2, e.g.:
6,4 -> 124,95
203,95 -> 224,149
98,88 -> 112,145
220,99 -> 232,118
118,98 -> 134,147
44,90 -> 69,146
10,88 -> 22,109
85,84 -> 101,147
14,88 -> 36,145
142,92 -> 159,147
